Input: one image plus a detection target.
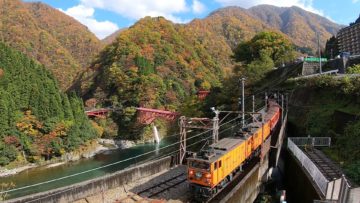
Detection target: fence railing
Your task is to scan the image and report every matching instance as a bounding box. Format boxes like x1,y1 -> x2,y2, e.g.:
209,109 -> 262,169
290,137 -> 331,147
288,137 -> 358,203
288,138 -> 329,195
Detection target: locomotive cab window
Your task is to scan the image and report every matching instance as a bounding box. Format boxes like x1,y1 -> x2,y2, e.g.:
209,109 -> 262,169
219,160 -> 222,168
190,161 -> 210,171
214,162 -> 217,170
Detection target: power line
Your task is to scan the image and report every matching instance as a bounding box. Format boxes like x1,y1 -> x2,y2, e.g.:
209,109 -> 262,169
1,115 -> 241,195
1,102 -> 267,195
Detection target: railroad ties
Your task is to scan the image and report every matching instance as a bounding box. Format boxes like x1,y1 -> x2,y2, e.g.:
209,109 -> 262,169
136,173 -> 187,198
114,166 -> 188,203
303,148 -> 343,180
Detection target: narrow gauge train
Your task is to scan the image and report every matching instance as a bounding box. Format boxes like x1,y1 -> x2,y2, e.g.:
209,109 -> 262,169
187,100 -> 281,201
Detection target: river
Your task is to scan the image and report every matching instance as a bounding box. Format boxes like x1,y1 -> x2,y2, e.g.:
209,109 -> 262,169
0,136 -> 181,199
1,119 -> 240,200
0,130 -> 221,200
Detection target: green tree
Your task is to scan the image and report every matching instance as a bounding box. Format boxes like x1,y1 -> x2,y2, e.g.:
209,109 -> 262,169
244,51 -> 275,82
347,64 -> 360,74
0,42 -> 98,166
0,89 -> 10,135
233,31 -> 295,65
324,36 -> 339,59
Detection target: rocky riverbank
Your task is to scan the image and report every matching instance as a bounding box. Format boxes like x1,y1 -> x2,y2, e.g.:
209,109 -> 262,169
0,139 -> 136,177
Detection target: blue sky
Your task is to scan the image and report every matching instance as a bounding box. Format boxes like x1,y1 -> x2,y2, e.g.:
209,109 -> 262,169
25,0 -> 360,39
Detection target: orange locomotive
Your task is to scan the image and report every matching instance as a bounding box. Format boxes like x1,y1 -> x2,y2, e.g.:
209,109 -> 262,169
187,100 -> 281,200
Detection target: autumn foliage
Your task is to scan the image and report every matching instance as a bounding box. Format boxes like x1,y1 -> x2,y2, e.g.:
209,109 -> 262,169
0,43 -> 98,166
0,0 -> 101,89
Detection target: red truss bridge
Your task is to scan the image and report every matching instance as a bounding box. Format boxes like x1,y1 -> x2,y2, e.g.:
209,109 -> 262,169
197,90 -> 210,100
136,107 -> 179,125
85,108 -> 111,118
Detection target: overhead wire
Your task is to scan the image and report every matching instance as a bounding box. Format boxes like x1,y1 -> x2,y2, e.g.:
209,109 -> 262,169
2,94 -> 270,195
0,110 -> 242,195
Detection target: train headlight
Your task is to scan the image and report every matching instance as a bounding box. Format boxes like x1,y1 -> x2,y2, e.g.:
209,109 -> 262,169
195,171 -> 202,178
189,170 -> 194,175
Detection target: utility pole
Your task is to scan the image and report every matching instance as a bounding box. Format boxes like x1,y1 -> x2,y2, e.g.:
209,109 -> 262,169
286,93 -> 289,112
318,32 -> 322,74
252,95 -> 255,122
241,78 -> 245,128
179,116 -> 187,165
265,92 -> 268,111
212,109 -> 219,144
281,94 -> 284,123
179,117 -> 213,164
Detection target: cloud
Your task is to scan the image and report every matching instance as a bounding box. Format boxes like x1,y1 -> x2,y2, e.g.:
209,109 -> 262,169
60,5 -> 119,39
214,0 -> 325,16
353,0 -> 359,3
192,0 -> 206,14
79,0 -> 190,23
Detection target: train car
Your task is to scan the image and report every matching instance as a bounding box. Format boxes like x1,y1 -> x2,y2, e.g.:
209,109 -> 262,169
187,100 -> 281,200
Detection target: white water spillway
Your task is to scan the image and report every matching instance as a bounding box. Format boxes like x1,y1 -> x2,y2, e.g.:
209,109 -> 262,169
152,125 -> 160,144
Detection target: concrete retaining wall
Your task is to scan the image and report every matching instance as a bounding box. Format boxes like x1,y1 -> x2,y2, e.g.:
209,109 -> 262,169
6,156 -> 174,203
302,62 -> 320,75
284,150 -> 320,203
348,187 -> 360,203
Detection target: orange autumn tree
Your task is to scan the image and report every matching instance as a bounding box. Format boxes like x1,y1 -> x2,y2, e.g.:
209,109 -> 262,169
16,110 -> 68,160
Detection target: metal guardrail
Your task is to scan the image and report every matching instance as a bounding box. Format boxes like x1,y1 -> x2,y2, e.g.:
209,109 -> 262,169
288,137 -> 358,203
296,69 -> 339,79
288,138 -> 329,196
290,137 -> 331,147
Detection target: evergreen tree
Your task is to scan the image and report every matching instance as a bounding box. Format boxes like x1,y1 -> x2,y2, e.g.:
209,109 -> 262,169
0,42 -> 98,166
324,36 -> 339,59
0,88 -> 9,135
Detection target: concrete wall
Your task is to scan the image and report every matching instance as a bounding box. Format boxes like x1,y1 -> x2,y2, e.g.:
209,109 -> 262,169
325,56 -> 360,73
348,187 -> 360,203
221,115 -> 287,203
302,62 -> 320,75
223,164 -> 260,203
326,178 -> 342,200
325,58 -> 346,73
6,156 -> 174,203
284,151 -> 321,203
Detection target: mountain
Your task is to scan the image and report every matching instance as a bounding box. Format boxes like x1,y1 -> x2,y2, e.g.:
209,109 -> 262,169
0,0 -> 102,89
83,17 -> 223,105
185,7 -> 270,70
76,17 -> 225,139
102,28 -> 127,45
0,42 -> 98,166
75,5 -> 341,139
247,5 -> 342,50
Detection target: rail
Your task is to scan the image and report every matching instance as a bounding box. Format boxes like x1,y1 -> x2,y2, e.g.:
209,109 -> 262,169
288,138 -> 329,196
290,137 -> 331,147
295,69 -> 339,80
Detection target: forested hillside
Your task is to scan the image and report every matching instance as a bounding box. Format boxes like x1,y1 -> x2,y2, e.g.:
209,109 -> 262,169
287,76 -> 360,184
185,7 -> 269,70
0,43 -> 98,166
77,17 -> 224,139
76,4 -> 342,140
0,0 -> 101,89
106,6 -> 341,56
248,5 -> 341,51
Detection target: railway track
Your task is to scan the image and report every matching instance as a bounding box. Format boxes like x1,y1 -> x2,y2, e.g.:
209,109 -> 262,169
114,173 -> 187,203
137,173 -> 187,198
304,149 -> 343,180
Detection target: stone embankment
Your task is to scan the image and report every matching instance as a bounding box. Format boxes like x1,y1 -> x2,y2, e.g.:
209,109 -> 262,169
0,139 -> 135,177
